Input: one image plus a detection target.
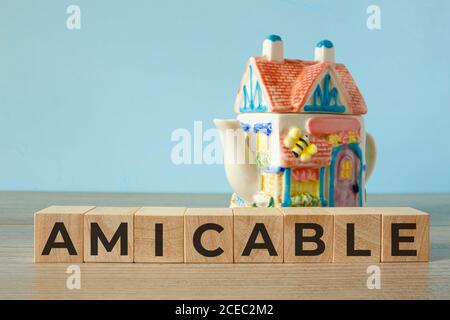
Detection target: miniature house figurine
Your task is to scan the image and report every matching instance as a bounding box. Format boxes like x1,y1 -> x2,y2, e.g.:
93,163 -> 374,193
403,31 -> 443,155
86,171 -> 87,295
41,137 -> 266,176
215,35 -> 376,208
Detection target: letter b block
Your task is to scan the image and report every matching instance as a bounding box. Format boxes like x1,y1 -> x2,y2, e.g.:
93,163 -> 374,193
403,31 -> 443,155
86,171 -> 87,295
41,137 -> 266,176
233,208 -> 283,263
34,206 -> 94,263
84,207 -> 138,262
184,208 -> 233,263
282,207 -> 333,263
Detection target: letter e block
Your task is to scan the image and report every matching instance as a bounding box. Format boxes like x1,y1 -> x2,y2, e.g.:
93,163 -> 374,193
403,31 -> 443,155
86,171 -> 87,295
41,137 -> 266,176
233,208 -> 283,263
84,207 -> 138,262
34,206 -> 94,263
332,208 -> 381,263
184,208 -> 233,263
380,207 -> 429,262
134,207 -> 185,263
281,207 -> 333,263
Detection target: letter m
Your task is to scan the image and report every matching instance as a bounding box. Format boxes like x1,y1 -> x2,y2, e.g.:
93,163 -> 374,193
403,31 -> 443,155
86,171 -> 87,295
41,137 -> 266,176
90,223 -> 128,255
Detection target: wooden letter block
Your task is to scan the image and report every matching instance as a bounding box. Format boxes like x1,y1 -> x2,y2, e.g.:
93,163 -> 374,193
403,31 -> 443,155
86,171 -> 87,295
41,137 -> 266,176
134,207 -> 185,263
84,207 -> 138,263
34,206 -> 94,263
281,207 -> 333,263
233,208 -> 283,263
380,207 -> 429,262
184,208 -> 233,263
332,208 -> 381,263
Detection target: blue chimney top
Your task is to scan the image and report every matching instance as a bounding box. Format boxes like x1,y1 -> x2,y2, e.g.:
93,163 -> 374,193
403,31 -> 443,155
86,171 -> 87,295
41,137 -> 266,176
266,34 -> 282,42
316,40 -> 334,48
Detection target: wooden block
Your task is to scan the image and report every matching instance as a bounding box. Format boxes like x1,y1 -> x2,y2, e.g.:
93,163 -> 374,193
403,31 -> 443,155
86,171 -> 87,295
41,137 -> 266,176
331,207 -> 381,263
233,207 -> 283,263
34,206 -> 94,263
184,208 -> 233,263
134,207 -> 185,263
281,207 -> 333,263
380,207 -> 429,262
84,207 -> 139,263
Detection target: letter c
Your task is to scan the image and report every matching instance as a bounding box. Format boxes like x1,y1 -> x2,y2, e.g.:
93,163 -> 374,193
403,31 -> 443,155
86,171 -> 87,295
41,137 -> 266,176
193,223 -> 224,257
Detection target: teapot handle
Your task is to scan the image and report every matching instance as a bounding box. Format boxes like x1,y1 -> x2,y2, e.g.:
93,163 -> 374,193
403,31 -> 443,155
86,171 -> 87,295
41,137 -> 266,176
365,132 -> 377,181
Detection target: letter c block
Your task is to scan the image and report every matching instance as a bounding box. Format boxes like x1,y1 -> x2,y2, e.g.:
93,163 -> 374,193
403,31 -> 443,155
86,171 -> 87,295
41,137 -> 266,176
184,208 -> 233,263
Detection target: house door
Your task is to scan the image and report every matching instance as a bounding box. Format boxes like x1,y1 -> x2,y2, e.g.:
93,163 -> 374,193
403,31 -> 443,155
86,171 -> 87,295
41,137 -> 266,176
333,146 -> 360,206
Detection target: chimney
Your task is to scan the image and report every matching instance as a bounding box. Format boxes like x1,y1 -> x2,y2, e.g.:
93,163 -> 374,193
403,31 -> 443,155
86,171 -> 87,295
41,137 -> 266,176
314,40 -> 335,63
262,34 -> 284,62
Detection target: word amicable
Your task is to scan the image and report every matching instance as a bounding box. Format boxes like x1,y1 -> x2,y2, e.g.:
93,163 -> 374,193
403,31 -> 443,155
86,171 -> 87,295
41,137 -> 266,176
34,206 -> 429,263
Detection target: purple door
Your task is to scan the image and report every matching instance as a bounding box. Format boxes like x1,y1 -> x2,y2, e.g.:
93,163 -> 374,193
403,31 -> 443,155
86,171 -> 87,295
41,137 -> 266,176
333,146 -> 360,207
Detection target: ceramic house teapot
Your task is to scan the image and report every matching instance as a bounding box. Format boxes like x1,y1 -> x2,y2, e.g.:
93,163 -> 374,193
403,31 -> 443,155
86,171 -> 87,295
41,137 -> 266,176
215,35 -> 376,208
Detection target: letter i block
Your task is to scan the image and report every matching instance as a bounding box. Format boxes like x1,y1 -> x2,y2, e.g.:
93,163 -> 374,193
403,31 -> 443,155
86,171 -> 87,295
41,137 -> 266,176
380,207 -> 429,262
233,208 -> 283,263
134,207 -> 185,263
34,206 -> 94,263
332,208 -> 381,263
84,207 -> 139,263
281,207 -> 333,263
184,208 -> 233,263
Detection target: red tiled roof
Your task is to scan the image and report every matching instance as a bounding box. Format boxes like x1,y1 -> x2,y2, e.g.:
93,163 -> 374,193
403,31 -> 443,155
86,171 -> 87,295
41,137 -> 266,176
333,64 -> 367,115
279,130 -> 332,168
249,57 -> 367,115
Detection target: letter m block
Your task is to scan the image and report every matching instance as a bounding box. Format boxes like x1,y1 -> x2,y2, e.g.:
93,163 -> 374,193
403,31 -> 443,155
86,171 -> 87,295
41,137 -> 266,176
84,207 -> 138,262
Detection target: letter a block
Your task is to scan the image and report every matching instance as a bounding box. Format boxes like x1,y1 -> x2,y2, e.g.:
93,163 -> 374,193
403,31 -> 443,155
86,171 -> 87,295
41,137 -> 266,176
84,207 -> 138,263
281,207 -> 333,263
34,206 -> 94,263
380,207 -> 429,262
332,208 -> 381,262
134,207 -> 185,263
233,208 -> 283,263
184,208 -> 233,263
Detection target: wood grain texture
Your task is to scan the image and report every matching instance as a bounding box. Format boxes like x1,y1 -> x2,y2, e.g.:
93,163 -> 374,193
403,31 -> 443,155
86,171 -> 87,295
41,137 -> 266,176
281,207 -> 333,263
184,208 -> 233,263
1,192 -> 450,299
330,208 -> 381,263
34,206 -> 94,263
84,207 -> 139,263
379,207 -> 430,262
233,207 -> 283,263
134,207 -> 185,263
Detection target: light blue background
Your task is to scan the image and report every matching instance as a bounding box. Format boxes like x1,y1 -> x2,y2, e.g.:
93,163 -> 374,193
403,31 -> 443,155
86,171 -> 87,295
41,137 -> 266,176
1,0 -> 449,193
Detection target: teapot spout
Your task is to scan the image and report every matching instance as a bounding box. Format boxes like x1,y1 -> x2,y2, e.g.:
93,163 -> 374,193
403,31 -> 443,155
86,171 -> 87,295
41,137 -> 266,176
213,118 -> 259,204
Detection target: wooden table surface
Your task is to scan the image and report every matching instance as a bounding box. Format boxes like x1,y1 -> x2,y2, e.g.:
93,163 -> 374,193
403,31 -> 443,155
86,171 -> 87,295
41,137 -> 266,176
0,191 -> 449,300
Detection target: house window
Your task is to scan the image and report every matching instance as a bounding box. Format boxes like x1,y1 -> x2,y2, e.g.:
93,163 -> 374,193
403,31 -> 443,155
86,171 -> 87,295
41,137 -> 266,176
256,132 -> 268,152
339,158 -> 353,180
